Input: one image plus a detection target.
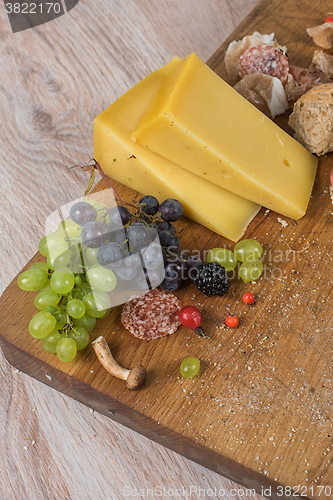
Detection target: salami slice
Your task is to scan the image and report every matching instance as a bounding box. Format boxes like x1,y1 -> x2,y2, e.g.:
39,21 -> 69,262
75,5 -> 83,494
239,45 -> 289,83
121,288 -> 181,340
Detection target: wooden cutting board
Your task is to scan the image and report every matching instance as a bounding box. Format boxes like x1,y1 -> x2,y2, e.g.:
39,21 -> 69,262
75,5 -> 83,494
1,0 -> 332,498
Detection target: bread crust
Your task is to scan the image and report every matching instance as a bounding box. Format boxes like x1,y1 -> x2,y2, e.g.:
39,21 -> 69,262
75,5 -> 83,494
288,83 -> 333,155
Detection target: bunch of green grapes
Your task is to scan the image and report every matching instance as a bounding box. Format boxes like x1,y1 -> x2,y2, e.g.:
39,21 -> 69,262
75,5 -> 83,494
17,202 -> 115,362
207,239 -> 264,283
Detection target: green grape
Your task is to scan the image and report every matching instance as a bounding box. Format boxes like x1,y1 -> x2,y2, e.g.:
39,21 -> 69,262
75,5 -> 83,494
47,247 -> 71,270
67,298 -> 86,319
68,326 -> 89,350
41,330 -> 64,353
87,264 -> 117,293
38,236 -> 49,257
68,249 -> 85,274
18,268 -> 48,292
239,258 -> 263,283
38,232 -> 68,257
45,305 -> 57,313
68,240 -> 83,258
40,280 -> 52,292
99,308 -> 111,319
85,247 -> 99,265
180,357 -> 200,378
88,200 -> 107,222
73,314 -> 96,332
30,262 -> 49,272
57,219 -> 81,238
74,285 -> 92,301
75,275 -> 83,285
46,255 -> 55,271
56,337 -> 77,362
234,239 -> 263,262
54,309 -> 67,329
29,311 -> 57,339
206,248 -> 238,271
50,268 -> 75,294
83,292 -> 111,318
34,290 -> 60,311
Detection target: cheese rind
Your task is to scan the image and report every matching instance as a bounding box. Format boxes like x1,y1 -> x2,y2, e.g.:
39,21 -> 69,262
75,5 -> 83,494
94,58 -> 260,242
131,53 -> 318,220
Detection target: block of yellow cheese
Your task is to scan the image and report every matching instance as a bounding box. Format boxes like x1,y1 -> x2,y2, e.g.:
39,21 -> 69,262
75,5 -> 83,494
131,53 -> 318,220
94,58 -> 260,242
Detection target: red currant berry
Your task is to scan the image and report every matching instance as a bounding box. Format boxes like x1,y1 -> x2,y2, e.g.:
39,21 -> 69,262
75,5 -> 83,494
325,16 -> 333,23
225,314 -> 239,328
178,306 -> 207,338
242,292 -> 255,305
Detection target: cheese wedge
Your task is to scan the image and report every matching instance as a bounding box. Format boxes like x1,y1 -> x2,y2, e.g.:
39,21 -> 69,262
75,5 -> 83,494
131,53 -> 318,220
94,58 -> 260,242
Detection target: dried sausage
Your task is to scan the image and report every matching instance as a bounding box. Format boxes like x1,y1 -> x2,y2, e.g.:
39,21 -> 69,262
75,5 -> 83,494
121,289 -> 181,340
239,45 -> 289,83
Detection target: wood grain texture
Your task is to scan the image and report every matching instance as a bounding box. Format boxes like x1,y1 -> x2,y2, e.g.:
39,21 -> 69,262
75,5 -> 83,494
0,1 -> 269,500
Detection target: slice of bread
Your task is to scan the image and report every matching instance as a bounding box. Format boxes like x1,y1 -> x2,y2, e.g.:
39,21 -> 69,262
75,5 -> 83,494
288,83 -> 333,155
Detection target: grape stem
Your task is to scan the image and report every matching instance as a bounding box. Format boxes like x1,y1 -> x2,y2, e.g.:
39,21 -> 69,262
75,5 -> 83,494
72,326 -> 82,336
83,160 -> 137,210
194,326 -> 208,338
92,336 -> 147,390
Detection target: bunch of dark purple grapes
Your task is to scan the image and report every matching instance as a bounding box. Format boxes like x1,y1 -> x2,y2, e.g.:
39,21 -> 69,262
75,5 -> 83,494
70,195 -> 202,292
137,196 -> 202,292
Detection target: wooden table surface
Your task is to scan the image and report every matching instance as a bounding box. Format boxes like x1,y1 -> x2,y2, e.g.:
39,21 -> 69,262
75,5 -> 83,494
0,0 -> 278,498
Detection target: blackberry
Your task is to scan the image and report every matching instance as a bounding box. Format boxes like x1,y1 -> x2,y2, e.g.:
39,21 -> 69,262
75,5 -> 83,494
195,262 -> 230,296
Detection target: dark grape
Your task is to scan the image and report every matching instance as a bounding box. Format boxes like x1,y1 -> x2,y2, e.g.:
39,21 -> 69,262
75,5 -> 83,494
97,242 -> 125,268
133,270 -> 150,290
127,223 -> 151,249
114,263 -> 138,280
123,252 -> 141,269
109,206 -> 131,227
187,255 -> 203,268
164,258 -> 187,281
81,221 -> 109,248
138,195 -> 159,216
69,201 -> 97,226
141,243 -> 164,270
159,257 -> 185,291
146,267 -> 164,288
159,230 -> 180,249
159,277 -> 182,291
162,245 -> 180,262
105,225 -> 127,245
171,247 -> 187,259
147,226 -> 159,243
159,198 -> 183,222
158,221 -> 177,233
186,255 -> 203,280
150,221 -> 176,234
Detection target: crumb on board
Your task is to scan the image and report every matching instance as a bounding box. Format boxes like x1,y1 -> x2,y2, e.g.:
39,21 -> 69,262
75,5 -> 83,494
277,217 -> 288,228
